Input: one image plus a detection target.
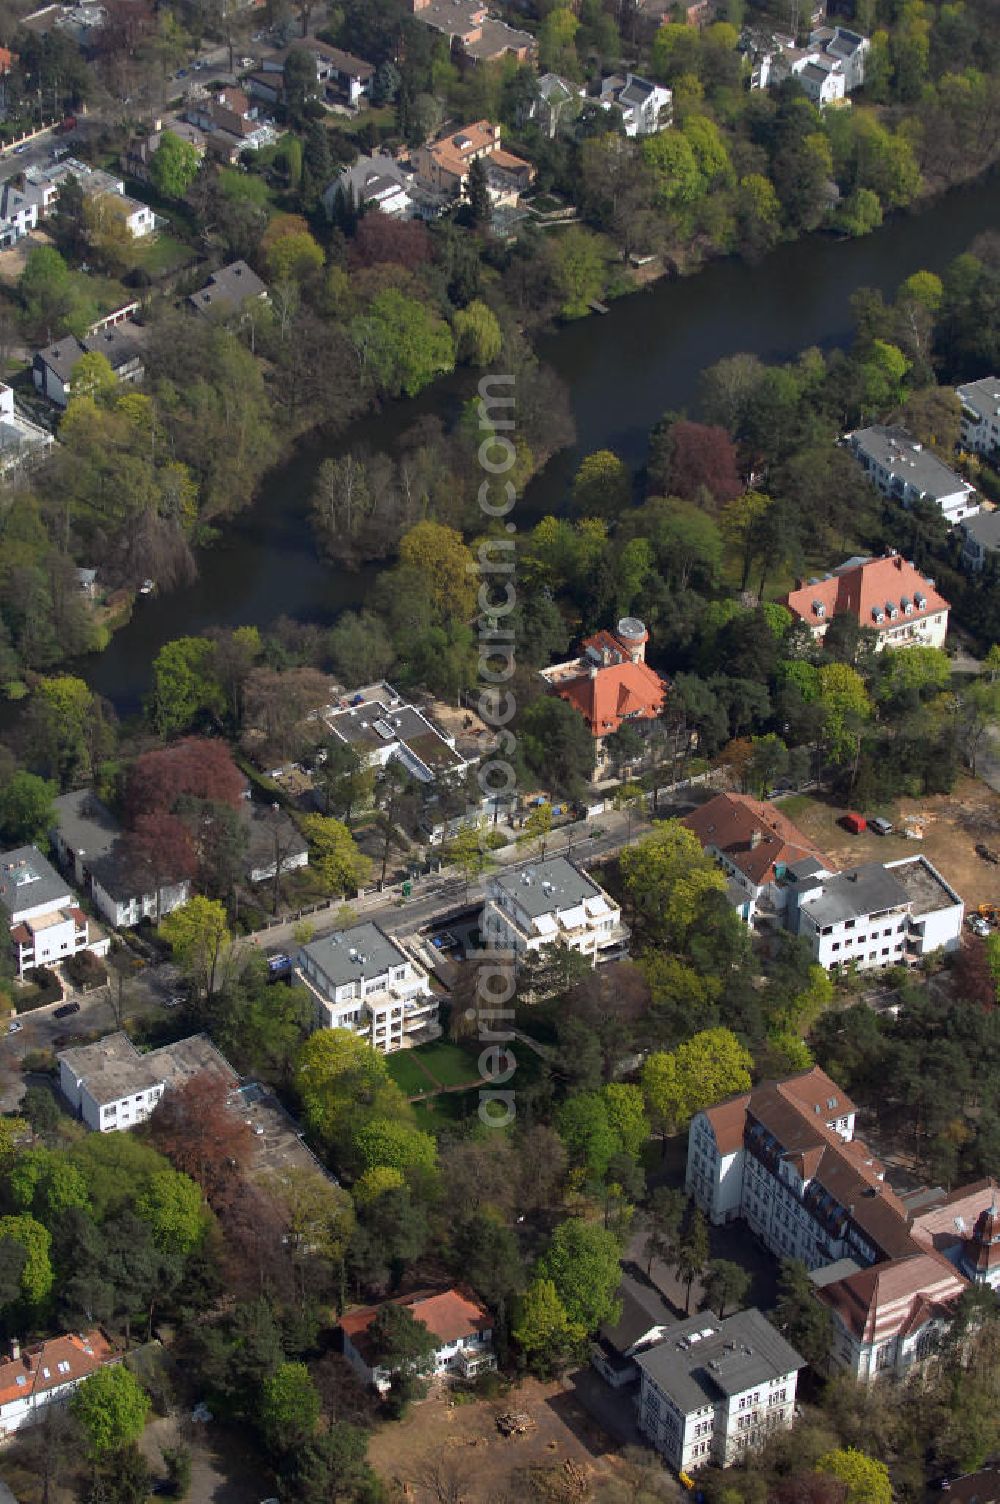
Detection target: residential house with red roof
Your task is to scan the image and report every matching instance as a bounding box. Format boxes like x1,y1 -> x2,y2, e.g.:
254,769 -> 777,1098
540,617 -> 667,776
0,844 -> 109,979
339,1288 -> 495,1392
681,791 -> 832,925
782,552 -> 950,650
686,1068 -> 1000,1382
0,1330 -> 115,1438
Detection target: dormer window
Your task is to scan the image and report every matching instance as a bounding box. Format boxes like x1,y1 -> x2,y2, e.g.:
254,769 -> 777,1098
812,600 -> 826,618
872,607 -> 885,623
901,597 -> 912,614
886,602 -> 898,620
914,591 -> 926,609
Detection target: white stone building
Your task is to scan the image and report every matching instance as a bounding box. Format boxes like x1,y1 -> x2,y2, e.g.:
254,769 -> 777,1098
636,1308 -> 803,1471
787,855 -> 964,972
683,1068 -> 993,1383
51,789 -> 191,929
957,376 -> 1000,456
481,857 -> 627,966
296,922 -> 438,1052
58,1031 -> 236,1132
0,845 -> 108,978
782,553 -> 950,651
598,73 -> 672,136
847,425 -> 978,524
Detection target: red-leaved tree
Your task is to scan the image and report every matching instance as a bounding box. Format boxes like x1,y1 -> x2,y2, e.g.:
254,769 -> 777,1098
147,1072 -> 252,1209
117,811 -> 198,920
348,214 -> 432,270
125,738 -> 246,826
661,419 -> 743,508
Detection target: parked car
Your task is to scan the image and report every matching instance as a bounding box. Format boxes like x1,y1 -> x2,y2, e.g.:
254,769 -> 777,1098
53,1001 -> 80,1019
968,915 -> 991,938
976,842 -> 1000,865
868,817 -> 894,836
841,812 -> 866,834
6,1020 -> 21,1034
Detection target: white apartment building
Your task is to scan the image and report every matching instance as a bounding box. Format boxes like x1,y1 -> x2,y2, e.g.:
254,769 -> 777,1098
636,1308 -> 803,1472
481,856 -> 627,966
957,376 -> 1000,457
683,1068 -> 987,1383
787,855 -> 964,972
58,1031 -> 236,1132
0,1332 -> 116,1438
847,425 -> 978,524
598,73 -> 672,136
296,922 -> 438,1052
0,845 -> 109,978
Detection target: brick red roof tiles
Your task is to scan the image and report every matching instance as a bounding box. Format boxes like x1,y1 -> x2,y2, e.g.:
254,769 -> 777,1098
340,1288 -> 491,1366
554,659 -> 666,739
0,1330 -> 114,1411
682,792 -> 831,887
782,554 -> 949,636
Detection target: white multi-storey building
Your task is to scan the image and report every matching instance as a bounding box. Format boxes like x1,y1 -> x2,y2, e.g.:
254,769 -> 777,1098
58,1031 -> 236,1132
635,1308 -> 803,1472
782,553 -> 950,652
296,923 -> 438,1052
0,845 -> 109,978
684,1068 -> 996,1383
957,376 -> 1000,457
846,425 -> 978,524
787,856 -> 964,972
481,857 -> 627,966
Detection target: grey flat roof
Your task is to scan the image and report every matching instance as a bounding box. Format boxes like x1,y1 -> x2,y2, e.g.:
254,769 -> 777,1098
52,789 -> 120,861
635,1308 -> 803,1414
850,425 -> 972,501
962,509 -> 1000,551
797,862 -> 909,927
58,1030 -> 236,1106
957,376 -> 1000,420
809,1257 -> 863,1288
0,845 -> 70,920
300,921 -> 408,986
887,855 -> 960,915
491,856 -> 604,919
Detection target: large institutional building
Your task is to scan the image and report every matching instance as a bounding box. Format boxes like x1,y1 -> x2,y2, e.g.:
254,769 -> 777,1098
687,1067 -> 1000,1381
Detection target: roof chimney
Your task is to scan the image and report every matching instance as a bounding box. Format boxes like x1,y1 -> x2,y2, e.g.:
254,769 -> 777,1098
9,1338 -> 18,1362
750,829 -> 763,849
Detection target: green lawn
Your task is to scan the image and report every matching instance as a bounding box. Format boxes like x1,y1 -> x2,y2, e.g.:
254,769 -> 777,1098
387,1051 -> 437,1096
414,1040 -> 483,1088
412,1087 -> 482,1131
128,234 -> 196,278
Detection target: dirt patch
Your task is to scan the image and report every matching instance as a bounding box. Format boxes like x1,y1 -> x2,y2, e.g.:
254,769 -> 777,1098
139,1411 -> 263,1504
776,777 -> 1000,909
366,1377 -> 622,1500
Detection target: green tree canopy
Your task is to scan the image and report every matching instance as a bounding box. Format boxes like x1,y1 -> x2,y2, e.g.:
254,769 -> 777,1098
537,1218 -> 622,1333
149,130 -> 202,199
71,1365 -> 150,1458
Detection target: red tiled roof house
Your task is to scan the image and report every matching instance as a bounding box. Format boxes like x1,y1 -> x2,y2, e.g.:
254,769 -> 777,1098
0,1330 -> 115,1438
782,552 -> 949,651
339,1288 -> 495,1392
682,791 -> 833,925
540,617 -> 667,775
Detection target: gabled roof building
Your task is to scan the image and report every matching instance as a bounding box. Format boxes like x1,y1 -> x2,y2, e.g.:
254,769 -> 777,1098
0,1330 -> 116,1438
686,1067 -> 997,1383
682,792 -> 831,925
781,552 -> 950,650
340,1287 -> 496,1390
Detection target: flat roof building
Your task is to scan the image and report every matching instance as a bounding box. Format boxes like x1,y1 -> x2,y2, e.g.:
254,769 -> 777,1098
296,922 -> 438,1052
482,856 -> 627,968
847,425 -> 978,524
58,1031 -> 236,1132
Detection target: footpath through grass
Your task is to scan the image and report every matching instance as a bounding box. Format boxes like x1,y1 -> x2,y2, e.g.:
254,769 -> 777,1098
387,1040 -> 484,1096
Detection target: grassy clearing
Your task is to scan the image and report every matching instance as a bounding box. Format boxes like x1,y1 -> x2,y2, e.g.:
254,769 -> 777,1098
415,1040 -> 482,1087
387,1050 -> 436,1096
129,234 -> 195,278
